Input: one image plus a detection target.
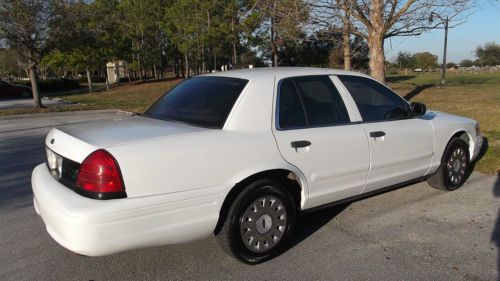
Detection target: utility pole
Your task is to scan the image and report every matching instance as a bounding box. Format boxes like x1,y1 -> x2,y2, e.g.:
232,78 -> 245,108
441,16 -> 449,86
430,13 -> 449,86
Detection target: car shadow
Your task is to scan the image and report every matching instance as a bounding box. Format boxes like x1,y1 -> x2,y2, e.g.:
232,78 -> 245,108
466,137 -> 498,279
403,84 -> 434,101
288,203 -> 350,249
492,175 -> 500,280
386,75 -> 417,83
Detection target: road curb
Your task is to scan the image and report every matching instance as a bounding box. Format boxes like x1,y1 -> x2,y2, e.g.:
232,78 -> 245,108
0,109 -> 123,121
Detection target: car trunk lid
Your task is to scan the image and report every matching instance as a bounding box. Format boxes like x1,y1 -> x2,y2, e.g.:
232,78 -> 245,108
52,116 -> 209,155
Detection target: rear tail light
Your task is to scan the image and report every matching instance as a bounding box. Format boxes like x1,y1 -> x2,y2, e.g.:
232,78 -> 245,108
76,149 -> 126,199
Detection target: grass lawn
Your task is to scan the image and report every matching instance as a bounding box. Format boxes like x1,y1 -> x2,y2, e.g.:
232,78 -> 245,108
1,72 -> 498,174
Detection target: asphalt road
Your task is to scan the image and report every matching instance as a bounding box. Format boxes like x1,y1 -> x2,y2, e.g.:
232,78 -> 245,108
0,97 -> 71,110
0,110 -> 498,281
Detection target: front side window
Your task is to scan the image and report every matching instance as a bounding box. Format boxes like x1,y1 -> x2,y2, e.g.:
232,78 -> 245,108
144,76 -> 248,128
278,76 -> 350,129
338,75 -> 409,122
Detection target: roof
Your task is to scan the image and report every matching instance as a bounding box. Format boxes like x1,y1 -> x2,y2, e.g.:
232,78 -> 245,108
201,67 -> 370,81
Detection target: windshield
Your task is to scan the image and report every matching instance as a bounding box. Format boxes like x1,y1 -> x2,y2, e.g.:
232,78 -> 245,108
144,76 -> 248,129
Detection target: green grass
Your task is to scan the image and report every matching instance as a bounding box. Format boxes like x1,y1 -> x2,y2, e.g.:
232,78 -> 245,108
60,79 -> 181,113
388,72 -> 500,175
388,72 -> 500,85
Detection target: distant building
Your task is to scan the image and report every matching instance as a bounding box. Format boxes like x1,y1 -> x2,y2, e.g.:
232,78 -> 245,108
106,61 -> 128,84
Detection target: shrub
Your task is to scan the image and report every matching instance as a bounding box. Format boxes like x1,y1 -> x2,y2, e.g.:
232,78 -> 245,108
16,79 -> 81,93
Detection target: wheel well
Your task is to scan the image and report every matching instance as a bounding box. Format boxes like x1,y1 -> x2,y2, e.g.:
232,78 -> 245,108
450,130 -> 472,157
213,169 -> 302,235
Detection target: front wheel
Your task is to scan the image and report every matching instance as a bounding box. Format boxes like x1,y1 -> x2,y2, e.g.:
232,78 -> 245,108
216,179 -> 296,264
428,138 -> 470,191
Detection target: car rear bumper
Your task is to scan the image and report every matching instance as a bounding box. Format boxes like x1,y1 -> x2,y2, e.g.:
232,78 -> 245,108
32,164 -> 226,256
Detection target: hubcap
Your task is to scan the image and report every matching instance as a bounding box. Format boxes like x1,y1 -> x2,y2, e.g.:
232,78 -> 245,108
446,147 -> 467,185
256,214 -> 273,234
240,195 -> 287,253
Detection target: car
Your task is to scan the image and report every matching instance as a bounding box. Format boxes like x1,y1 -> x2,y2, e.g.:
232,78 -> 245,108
32,67 -> 484,264
0,80 -> 32,99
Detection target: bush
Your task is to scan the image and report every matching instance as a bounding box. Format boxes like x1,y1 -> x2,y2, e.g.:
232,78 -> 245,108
77,76 -> 106,83
17,79 -> 81,93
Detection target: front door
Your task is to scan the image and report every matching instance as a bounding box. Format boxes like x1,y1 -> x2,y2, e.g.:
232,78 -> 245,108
337,75 -> 434,193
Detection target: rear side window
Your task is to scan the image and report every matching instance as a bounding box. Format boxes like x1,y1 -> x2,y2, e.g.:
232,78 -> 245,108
338,75 -> 409,122
144,76 -> 248,128
278,76 -> 350,129
278,79 -> 307,129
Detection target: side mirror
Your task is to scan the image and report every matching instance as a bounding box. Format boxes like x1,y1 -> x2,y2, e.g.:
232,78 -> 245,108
410,102 -> 426,117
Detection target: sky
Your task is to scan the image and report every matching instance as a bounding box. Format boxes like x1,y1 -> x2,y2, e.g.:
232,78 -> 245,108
384,2 -> 500,63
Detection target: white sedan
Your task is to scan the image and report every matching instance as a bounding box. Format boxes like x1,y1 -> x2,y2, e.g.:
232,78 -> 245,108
32,67 -> 483,264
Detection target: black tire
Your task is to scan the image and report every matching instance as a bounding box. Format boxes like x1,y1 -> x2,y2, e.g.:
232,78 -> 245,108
428,137 -> 470,191
216,179 -> 296,264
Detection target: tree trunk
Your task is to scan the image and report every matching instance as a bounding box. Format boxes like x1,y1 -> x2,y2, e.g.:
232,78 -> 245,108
271,16 -> 277,67
138,51 -> 143,81
174,60 -> 179,78
184,53 -> 189,78
105,74 -> 110,90
340,1 -> 352,71
153,63 -> 158,80
201,45 -> 206,73
233,42 -> 237,69
28,64 -> 42,108
368,0 -> 385,83
368,34 -> 385,83
232,18 -> 237,68
342,30 -> 351,71
86,68 -> 93,93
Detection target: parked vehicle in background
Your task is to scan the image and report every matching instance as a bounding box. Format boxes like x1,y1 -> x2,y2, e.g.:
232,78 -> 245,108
32,67 -> 483,264
0,80 -> 32,99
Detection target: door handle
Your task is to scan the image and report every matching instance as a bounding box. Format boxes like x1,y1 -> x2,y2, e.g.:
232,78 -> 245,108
291,140 -> 311,148
370,131 -> 386,138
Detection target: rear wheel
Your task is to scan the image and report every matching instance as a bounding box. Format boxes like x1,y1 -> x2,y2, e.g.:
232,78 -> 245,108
216,179 -> 296,264
428,138 -> 470,191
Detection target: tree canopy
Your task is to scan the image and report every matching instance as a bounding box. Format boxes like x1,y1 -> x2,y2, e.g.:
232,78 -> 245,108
0,0 -> 480,107
475,42 -> 500,66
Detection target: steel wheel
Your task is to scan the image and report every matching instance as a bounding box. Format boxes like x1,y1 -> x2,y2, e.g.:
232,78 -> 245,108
215,178 -> 296,264
446,147 -> 467,185
239,195 -> 287,253
428,137 -> 470,191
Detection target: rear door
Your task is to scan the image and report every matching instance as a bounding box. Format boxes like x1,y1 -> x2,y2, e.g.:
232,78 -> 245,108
337,75 -> 434,194
272,75 -> 369,209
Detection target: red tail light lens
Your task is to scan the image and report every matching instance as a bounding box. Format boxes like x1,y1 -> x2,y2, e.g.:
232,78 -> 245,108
76,149 -> 125,196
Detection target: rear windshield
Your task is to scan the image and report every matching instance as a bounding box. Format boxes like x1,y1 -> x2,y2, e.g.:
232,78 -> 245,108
144,76 -> 248,128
